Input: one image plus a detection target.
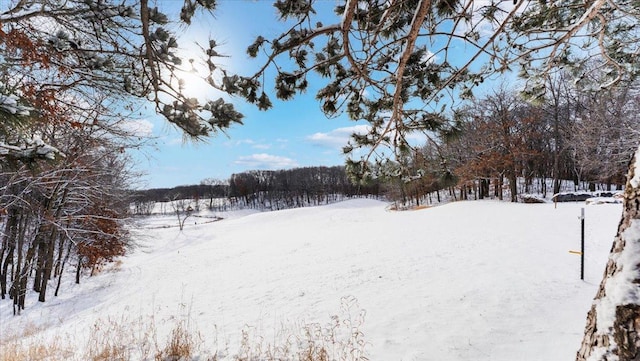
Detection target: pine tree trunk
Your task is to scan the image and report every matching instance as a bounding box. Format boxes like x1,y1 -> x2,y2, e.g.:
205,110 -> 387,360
576,146 -> 640,360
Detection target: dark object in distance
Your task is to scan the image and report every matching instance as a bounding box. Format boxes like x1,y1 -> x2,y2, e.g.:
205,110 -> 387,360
552,192 -> 616,202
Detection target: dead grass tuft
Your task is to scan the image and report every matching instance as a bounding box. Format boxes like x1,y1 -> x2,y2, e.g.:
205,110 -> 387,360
0,336 -> 73,361
84,316 -> 142,361
155,320 -> 202,361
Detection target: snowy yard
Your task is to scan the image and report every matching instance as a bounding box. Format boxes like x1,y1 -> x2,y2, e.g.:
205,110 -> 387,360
0,199 -> 622,360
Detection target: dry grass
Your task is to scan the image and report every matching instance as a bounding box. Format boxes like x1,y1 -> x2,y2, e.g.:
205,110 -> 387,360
2,343 -> 48,361
411,205 -> 431,210
0,315 -> 202,361
235,296 -> 369,361
0,322 -> 71,361
82,313 -> 204,361
83,316 -> 147,361
0,297 -> 368,361
1,336 -> 73,361
155,320 -> 202,361
387,203 -> 432,211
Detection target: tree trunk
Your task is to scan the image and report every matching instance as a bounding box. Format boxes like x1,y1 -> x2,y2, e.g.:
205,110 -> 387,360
576,146 -> 640,360
479,178 -> 489,199
473,181 -> 478,200
1,244 -> 14,299
33,226 -> 47,293
76,256 -> 82,284
508,172 -> 518,202
54,236 -> 65,278
0,208 -> 19,298
16,237 -> 39,311
55,242 -> 73,297
38,227 -> 58,302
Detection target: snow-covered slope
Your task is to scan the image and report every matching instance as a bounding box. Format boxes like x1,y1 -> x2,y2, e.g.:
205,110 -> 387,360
0,199 -> 621,360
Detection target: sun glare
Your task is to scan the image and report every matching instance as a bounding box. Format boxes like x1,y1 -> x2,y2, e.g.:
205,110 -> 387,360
175,62 -> 215,100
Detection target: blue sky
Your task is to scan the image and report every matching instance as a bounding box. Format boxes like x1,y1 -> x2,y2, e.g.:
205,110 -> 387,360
132,1 -> 365,189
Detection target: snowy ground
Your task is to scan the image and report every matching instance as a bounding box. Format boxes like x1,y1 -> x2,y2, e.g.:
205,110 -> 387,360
0,199 -> 622,360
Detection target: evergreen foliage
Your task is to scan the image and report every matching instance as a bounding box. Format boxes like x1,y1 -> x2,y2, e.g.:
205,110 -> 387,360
226,0 -> 640,185
0,0 -> 242,146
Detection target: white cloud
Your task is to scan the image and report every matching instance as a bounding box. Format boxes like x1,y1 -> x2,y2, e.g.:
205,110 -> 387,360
252,143 -> 272,150
421,49 -> 437,64
306,123 -> 429,158
226,138 -> 272,150
164,137 -> 184,146
117,118 -> 154,137
226,138 -> 255,147
458,0 -> 520,38
306,125 -> 371,149
235,153 -> 299,169
405,131 -> 429,144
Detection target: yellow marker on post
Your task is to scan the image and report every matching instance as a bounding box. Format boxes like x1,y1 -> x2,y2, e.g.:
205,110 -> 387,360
569,250 -> 583,255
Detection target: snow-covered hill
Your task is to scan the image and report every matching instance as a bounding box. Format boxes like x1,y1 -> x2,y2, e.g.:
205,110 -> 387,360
0,199 -> 622,360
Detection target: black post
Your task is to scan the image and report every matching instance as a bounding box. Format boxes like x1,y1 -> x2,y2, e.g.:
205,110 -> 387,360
581,207 -> 585,280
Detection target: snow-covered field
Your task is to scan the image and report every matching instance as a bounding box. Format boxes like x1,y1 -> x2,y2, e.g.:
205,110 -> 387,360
0,199 -> 623,360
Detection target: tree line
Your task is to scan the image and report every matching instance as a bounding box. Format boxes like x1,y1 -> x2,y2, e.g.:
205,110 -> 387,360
131,166 -> 381,214
386,76 -> 639,206
0,117 -> 135,314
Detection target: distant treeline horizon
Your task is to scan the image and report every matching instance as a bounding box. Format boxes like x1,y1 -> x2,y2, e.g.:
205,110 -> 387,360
131,165 -> 381,204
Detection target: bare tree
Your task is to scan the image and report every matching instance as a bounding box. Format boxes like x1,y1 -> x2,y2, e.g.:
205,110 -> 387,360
170,195 -> 193,231
541,72 -> 579,194
201,178 -> 228,210
571,83 -> 640,190
0,90 -> 138,311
